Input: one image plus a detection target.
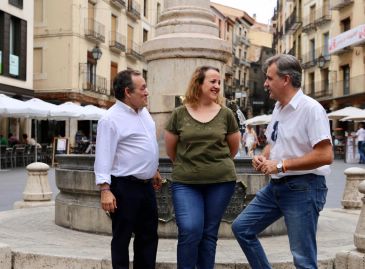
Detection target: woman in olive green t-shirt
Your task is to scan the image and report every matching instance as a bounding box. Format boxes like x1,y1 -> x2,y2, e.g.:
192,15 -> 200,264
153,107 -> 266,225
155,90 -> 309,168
164,66 -> 241,269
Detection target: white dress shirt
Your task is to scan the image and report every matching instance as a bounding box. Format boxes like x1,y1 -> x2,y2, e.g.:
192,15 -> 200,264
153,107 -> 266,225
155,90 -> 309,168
94,100 -> 159,185
356,128 -> 365,142
265,89 -> 332,178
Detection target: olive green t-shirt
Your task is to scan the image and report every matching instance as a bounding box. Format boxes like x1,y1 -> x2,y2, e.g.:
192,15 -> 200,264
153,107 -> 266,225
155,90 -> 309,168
165,105 -> 239,184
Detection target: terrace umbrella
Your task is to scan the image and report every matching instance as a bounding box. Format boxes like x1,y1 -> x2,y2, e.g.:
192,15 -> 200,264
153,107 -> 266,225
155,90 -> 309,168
327,107 -> 364,120
245,114 -> 272,126
79,105 -> 106,144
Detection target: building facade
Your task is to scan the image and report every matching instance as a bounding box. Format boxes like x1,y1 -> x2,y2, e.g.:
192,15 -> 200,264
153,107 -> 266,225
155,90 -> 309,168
0,0 -> 34,138
33,0 -> 162,144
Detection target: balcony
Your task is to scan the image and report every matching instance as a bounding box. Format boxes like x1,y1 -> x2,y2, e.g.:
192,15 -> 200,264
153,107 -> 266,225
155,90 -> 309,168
233,57 -> 240,66
328,75 -> 365,97
240,36 -> 250,46
84,19 -> 105,43
109,32 -> 126,53
126,42 -> 142,60
127,0 -> 141,20
80,63 -> 108,95
305,80 -> 333,100
225,65 -> 234,76
330,0 -> 354,10
302,47 -> 330,69
285,10 -> 302,34
110,0 -> 126,9
315,5 -> 331,26
240,59 -> 250,67
302,15 -> 316,33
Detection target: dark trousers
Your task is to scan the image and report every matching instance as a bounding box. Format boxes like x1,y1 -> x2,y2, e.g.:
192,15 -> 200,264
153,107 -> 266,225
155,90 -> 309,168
110,176 -> 159,269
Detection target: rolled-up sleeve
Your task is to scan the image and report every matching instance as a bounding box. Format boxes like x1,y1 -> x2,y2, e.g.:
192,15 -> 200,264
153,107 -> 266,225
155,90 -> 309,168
94,117 -> 119,185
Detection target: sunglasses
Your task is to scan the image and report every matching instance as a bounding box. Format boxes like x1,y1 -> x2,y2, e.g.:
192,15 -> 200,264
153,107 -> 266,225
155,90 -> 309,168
271,121 -> 279,142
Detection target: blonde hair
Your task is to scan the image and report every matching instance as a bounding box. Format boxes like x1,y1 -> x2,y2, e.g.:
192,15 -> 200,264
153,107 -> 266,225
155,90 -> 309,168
183,66 -> 224,107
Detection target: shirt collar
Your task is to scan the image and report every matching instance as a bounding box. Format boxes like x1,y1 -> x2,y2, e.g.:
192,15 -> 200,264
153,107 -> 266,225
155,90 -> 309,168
275,89 -> 304,110
116,100 -> 143,114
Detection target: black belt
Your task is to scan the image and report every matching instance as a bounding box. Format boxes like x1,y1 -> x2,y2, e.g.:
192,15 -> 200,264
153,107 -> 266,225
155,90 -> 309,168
270,174 -> 315,184
111,175 -> 152,184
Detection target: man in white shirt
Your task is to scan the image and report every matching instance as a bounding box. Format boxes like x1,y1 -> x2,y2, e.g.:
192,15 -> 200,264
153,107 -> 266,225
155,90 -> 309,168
232,54 -> 333,269
356,122 -> 365,163
94,69 -> 162,269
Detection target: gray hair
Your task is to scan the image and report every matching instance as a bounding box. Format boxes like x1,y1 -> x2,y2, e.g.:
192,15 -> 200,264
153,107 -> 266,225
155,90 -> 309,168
262,54 -> 302,88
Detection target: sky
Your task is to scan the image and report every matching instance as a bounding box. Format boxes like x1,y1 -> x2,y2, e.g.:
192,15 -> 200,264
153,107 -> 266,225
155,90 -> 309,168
210,0 -> 277,24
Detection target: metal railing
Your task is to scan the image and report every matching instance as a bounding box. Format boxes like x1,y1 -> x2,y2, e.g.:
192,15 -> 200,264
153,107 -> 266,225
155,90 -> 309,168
304,80 -> 332,99
315,5 -> 331,25
241,36 -> 250,46
109,32 -> 126,52
301,47 -> 330,69
110,0 -> 126,8
84,18 -> 105,43
240,59 -> 250,67
328,74 -> 365,97
127,0 -> 141,19
330,0 -> 354,10
80,63 -> 108,95
126,41 -> 142,60
233,57 -> 240,66
285,10 -> 302,33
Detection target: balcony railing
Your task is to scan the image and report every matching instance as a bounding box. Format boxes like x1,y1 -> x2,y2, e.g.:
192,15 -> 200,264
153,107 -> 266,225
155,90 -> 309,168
127,0 -> 141,20
315,5 -> 331,26
302,14 -> 316,33
233,57 -> 240,66
126,42 -> 142,60
330,0 -> 354,10
110,0 -> 126,9
241,36 -> 250,46
225,65 -> 234,75
328,75 -> 365,97
80,63 -> 108,95
285,10 -> 302,34
109,32 -> 126,53
240,59 -> 250,67
84,18 -> 105,43
304,80 -> 333,99
302,47 -> 330,69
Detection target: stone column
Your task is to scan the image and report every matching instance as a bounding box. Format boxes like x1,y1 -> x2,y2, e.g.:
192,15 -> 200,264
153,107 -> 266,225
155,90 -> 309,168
142,0 -> 231,136
335,180 -> 365,268
341,167 -> 365,209
13,162 -> 54,209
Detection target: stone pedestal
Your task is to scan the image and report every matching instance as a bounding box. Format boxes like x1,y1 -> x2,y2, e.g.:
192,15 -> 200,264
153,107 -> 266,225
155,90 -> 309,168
142,0 -> 231,136
14,162 -> 54,209
335,180 -> 365,268
341,167 -> 365,209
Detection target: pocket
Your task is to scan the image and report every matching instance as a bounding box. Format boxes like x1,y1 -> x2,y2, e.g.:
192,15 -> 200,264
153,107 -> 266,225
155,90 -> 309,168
315,180 -> 328,212
286,179 -> 309,191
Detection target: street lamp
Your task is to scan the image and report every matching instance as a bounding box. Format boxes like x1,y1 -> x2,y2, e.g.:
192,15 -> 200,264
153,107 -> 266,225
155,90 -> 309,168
91,46 -> 102,91
317,55 -> 325,69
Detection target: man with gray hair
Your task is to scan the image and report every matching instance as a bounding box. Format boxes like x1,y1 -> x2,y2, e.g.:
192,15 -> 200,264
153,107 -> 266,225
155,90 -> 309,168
232,54 -> 333,269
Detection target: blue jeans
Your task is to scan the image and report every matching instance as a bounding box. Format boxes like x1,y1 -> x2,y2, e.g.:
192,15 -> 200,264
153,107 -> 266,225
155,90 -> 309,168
171,181 -> 236,269
358,141 -> 365,163
232,174 -> 328,269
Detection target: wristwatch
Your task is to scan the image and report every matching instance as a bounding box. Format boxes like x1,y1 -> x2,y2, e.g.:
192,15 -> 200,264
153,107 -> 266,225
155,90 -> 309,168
276,160 -> 283,174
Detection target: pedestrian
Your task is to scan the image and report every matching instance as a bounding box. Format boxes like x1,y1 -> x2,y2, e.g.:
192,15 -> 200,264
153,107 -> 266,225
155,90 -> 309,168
164,65 -> 241,269
242,124 -> 259,157
355,122 -> 365,164
94,69 -> 162,269
232,54 -> 333,269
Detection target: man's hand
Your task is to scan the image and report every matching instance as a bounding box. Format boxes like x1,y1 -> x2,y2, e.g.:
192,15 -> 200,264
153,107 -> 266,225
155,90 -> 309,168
99,184 -> 117,213
152,170 -> 163,190
252,155 -> 266,171
259,159 -> 279,175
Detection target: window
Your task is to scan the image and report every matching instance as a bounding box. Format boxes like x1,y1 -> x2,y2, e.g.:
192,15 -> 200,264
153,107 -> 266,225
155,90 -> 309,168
143,29 -> 148,42
309,72 -> 315,96
310,39 -> 315,61
341,18 -> 351,32
9,0 -> 23,9
310,5 -> 316,23
143,69 -> 147,83
321,68 -> 329,94
110,62 -> 118,95
127,25 -> 134,51
156,3 -> 161,23
144,0 -> 148,18
34,0 -> 43,24
342,65 -> 350,95
33,48 -> 43,75
323,32 -> 329,57
111,15 -> 117,43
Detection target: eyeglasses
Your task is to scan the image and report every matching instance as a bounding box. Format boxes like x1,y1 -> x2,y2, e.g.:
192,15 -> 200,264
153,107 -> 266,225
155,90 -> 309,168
271,121 -> 279,142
